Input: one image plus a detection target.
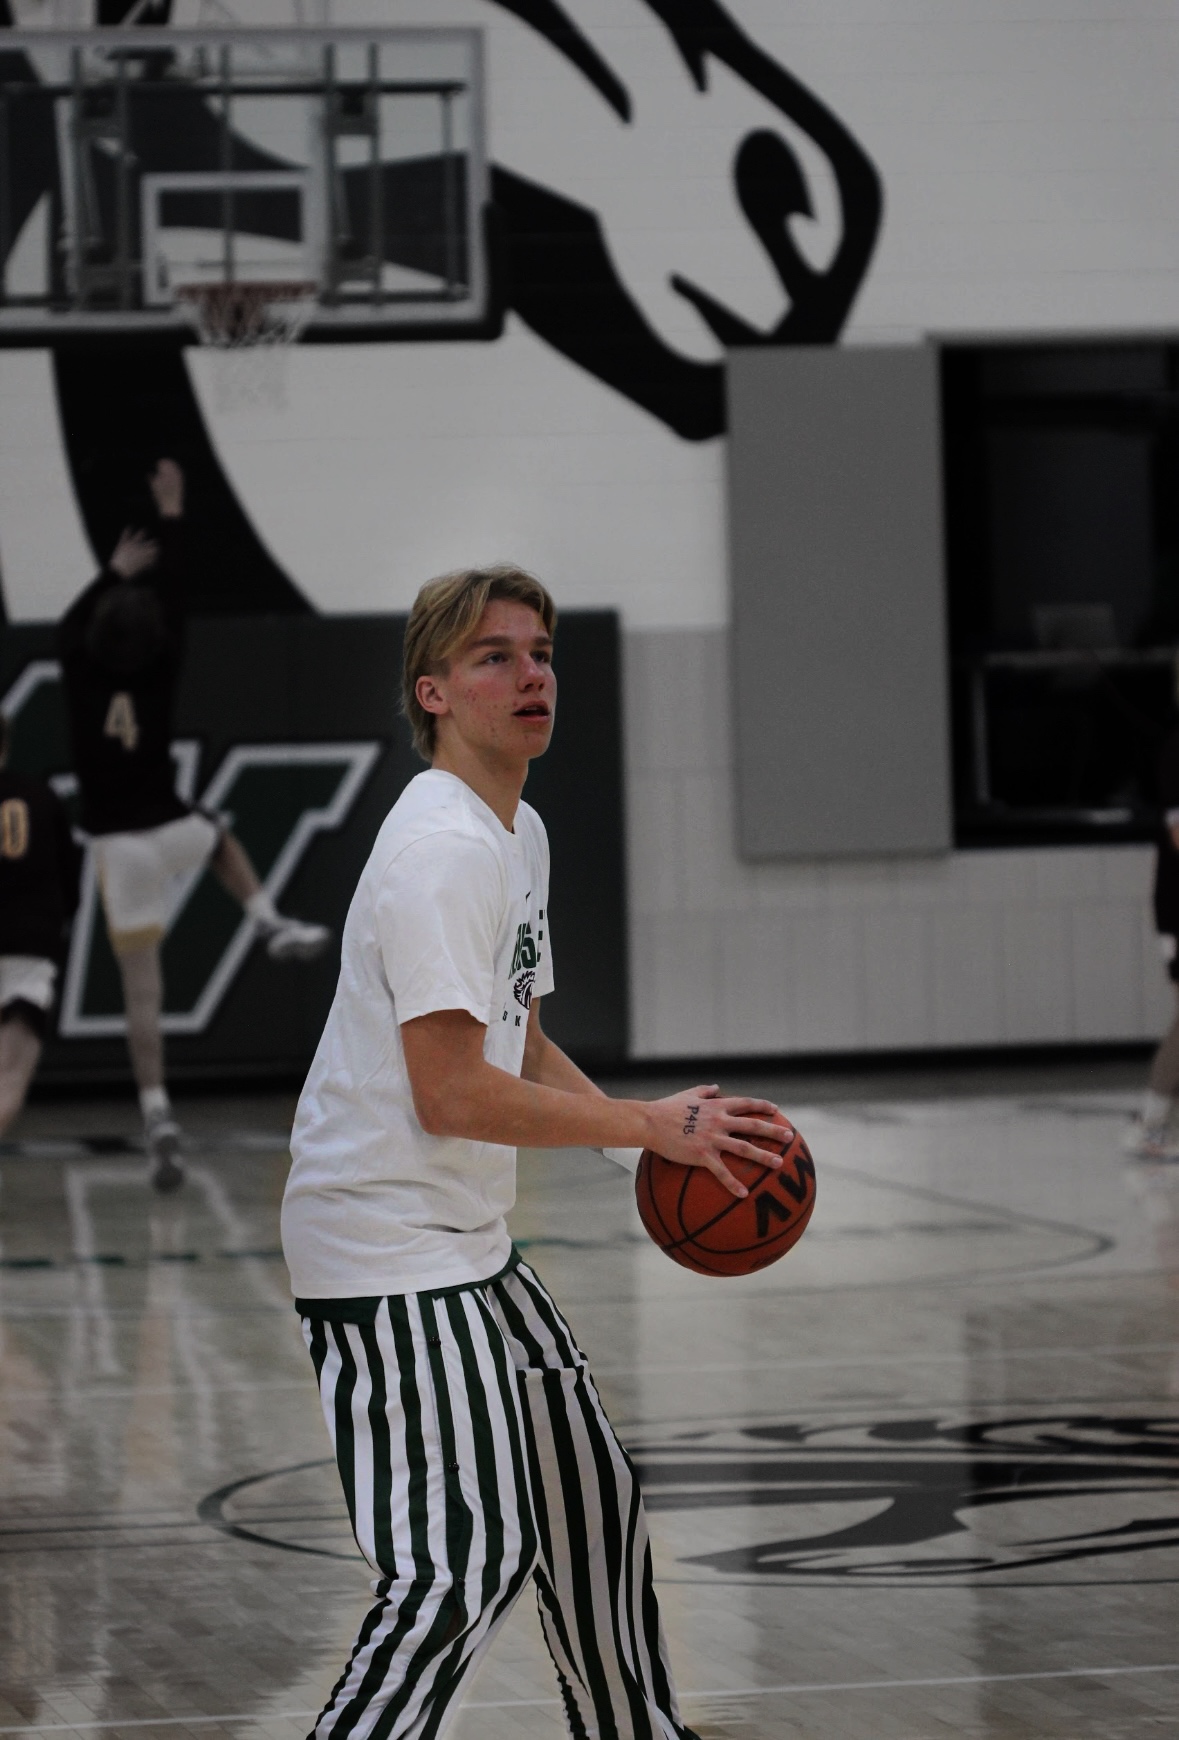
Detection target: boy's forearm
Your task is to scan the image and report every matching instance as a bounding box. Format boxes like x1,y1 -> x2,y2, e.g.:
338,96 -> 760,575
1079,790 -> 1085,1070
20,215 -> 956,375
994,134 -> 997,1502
521,1028 -> 604,1099
424,1054 -> 651,1150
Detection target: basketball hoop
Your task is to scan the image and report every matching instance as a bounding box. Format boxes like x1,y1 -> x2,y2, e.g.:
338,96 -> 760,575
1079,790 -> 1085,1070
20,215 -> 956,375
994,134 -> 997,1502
175,280 -> 318,413
175,280 -> 318,348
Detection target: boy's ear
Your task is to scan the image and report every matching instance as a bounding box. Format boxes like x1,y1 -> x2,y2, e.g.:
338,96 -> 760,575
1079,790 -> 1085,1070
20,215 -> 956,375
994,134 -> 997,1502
415,672 -> 449,718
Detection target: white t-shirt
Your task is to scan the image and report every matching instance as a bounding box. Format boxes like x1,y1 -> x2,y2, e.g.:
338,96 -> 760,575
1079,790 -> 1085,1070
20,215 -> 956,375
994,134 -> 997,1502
282,769 -> 554,1299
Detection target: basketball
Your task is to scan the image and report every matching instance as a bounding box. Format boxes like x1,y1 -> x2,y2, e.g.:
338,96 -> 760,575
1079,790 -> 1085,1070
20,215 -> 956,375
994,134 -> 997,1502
635,1110 -> 816,1277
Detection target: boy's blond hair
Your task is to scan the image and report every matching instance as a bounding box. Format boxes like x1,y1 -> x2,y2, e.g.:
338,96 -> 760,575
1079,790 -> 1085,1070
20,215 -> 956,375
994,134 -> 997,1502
402,565 -> 557,761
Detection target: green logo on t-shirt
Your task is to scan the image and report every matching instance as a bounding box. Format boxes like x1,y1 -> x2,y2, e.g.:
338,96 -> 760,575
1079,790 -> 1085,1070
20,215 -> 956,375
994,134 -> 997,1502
510,922 -> 538,975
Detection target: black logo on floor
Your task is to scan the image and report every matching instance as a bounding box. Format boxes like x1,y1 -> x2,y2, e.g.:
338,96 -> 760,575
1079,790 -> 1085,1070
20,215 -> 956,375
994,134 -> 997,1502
629,1413 -> 1179,1586
198,1413 -> 1179,1587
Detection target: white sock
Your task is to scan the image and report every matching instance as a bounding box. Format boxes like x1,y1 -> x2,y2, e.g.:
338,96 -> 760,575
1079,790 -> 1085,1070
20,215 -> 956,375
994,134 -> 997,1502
1142,1089 -> 1173,1131
140,1085 -> 170,1122
245,890 -> 281,931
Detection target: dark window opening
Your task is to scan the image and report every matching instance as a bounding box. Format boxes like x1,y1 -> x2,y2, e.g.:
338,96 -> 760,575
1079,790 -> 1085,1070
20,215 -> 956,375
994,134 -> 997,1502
943,342 -> 1179,847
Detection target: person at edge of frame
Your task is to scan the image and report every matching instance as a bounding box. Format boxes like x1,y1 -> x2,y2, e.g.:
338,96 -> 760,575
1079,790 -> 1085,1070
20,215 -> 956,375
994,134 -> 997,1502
280,563 -> 793,1740
0,711 -> 82,1138
1130,652 -> 1179,1158
57,456 -> 331,1194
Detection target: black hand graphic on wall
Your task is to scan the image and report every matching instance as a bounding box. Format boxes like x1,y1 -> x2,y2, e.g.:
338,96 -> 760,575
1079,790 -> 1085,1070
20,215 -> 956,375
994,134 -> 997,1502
491,167 -> 724,441
643,0 -> 883,345
488,0 -> 632,119
487,0 -> 884,436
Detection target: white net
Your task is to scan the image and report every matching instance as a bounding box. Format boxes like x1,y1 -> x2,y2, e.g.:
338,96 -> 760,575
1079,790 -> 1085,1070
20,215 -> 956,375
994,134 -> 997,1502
175,281 -> 317,413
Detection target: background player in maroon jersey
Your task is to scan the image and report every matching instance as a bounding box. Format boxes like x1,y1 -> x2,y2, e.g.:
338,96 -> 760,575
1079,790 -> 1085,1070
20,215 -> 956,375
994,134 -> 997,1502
0,713 -> 82,1138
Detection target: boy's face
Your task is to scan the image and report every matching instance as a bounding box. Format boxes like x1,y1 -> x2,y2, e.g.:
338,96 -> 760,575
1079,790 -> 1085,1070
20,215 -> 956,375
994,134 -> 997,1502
421,598 -> 556,764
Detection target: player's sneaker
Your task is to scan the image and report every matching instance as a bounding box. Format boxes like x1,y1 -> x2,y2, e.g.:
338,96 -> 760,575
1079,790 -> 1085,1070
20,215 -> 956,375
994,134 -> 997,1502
145,1111 -> 184,1194
264,916 -> 331,962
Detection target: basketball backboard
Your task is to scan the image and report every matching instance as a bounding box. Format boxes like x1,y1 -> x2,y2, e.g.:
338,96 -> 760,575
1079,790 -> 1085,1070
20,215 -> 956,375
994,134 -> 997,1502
0,27 -> 488,344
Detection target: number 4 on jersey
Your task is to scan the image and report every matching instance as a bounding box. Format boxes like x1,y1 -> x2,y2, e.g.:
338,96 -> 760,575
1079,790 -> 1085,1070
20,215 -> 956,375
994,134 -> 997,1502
104,691 -> 139,752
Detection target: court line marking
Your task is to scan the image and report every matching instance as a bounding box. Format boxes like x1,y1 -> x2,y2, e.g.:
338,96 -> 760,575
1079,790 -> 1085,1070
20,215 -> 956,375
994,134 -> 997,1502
594,1342 -> 1179,1376
814,1157 -> 1117,1267
615,1399 -> 1179,1436
6,1255 -> 1175,1317
473,1662 -> 1179,1702
4,1663 -> 1179,1730
2,1342 -> 1176,1402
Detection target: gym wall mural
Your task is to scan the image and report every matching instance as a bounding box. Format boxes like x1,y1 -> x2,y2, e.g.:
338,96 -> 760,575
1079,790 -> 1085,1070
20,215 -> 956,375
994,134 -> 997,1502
0,0 -> 884,614
0,0 -> 880,1077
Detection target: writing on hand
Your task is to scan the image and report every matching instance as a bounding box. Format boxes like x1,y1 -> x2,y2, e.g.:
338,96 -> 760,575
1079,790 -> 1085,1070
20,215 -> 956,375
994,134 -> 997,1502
682,1103 -> 699,1137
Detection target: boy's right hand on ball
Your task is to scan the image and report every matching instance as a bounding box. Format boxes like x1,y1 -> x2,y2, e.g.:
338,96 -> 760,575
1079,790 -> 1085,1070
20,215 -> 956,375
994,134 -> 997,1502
643,1086 -> 790,1198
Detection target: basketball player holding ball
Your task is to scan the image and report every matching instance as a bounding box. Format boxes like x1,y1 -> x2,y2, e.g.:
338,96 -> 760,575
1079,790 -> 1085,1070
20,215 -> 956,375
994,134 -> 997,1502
282,566 -> 787,1740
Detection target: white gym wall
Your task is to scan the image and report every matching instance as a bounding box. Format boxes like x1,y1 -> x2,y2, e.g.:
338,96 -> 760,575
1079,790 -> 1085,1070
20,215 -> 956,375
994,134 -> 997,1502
3,0 -> 1176,1055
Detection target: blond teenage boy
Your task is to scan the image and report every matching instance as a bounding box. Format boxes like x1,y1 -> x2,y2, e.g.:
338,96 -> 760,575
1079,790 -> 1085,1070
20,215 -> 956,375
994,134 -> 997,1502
282,565 -> 787,1740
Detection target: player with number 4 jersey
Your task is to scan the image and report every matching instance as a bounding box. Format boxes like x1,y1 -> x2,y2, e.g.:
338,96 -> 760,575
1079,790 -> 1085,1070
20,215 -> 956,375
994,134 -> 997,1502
58,458 -> 333,1191
58,494 -> 190,839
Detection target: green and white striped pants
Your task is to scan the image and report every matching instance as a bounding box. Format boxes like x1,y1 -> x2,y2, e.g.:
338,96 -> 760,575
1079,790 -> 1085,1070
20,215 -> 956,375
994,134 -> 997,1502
300,1253 -> 696,1740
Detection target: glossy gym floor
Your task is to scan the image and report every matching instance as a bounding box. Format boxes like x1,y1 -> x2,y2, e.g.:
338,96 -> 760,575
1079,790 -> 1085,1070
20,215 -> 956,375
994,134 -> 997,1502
1,1059 -> 1176,1740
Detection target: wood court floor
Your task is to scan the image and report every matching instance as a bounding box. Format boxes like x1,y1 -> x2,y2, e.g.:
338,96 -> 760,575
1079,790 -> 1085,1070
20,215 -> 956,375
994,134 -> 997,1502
0,1061 -> 1176,1740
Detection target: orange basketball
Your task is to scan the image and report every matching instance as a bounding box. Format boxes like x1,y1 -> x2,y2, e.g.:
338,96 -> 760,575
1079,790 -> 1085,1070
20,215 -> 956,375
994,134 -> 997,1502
635,1110 -> 816,1277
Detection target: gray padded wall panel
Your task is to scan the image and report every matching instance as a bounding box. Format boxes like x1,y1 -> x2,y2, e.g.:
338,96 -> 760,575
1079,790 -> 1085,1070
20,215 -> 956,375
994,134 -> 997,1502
728,346 -> 952,859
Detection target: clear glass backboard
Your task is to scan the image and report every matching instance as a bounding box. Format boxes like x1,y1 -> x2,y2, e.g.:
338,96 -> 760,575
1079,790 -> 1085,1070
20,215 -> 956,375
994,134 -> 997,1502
0,27 -> 487,342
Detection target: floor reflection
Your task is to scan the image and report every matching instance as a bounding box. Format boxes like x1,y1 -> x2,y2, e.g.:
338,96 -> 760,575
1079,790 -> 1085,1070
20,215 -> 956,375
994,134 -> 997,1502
0,1077 -> 1176,1738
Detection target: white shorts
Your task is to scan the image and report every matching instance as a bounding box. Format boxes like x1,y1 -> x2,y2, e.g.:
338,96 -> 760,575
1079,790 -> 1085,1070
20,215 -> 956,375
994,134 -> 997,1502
93,812 -> 221,953
0,955 -> 57,1013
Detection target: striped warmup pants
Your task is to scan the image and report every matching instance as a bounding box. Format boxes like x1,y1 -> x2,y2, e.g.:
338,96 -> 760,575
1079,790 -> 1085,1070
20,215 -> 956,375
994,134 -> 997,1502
300,1253 -> 695,1740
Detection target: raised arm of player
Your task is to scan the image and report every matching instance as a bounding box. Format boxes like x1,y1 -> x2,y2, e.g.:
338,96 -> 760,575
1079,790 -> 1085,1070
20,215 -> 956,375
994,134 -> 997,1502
56,462 -> 174,650
57,526 -> 159,660
149,458 -> 184,519
400,999 -> 785,1198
